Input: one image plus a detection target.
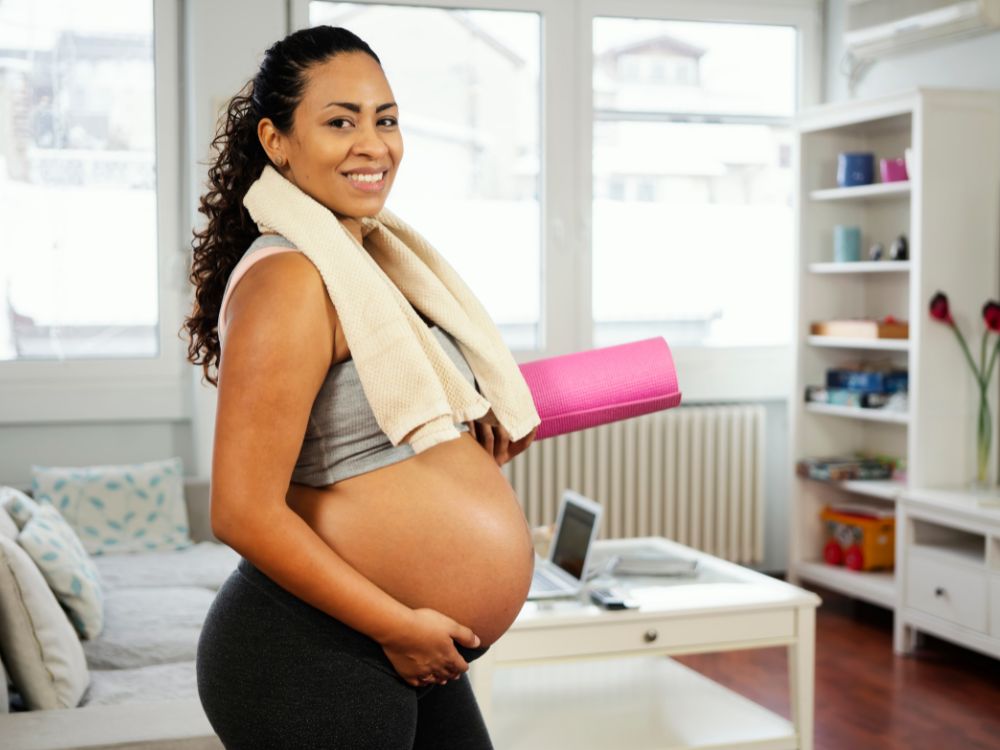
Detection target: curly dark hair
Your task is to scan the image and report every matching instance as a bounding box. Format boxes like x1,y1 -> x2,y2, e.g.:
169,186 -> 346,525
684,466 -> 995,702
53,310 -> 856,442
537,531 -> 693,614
181,26 -> 381,387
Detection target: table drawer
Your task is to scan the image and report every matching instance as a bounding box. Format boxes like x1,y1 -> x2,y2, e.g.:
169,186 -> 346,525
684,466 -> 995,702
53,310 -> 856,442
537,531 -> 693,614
493,609 -> 795,662
906,552 -> 987,632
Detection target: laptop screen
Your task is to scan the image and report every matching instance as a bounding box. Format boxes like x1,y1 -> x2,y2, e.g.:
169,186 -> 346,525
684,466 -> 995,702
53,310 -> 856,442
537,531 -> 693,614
551,502 -> 597,580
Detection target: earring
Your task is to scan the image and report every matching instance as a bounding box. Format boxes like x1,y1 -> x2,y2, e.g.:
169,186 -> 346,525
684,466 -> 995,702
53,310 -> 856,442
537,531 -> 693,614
274,156 -> 285,168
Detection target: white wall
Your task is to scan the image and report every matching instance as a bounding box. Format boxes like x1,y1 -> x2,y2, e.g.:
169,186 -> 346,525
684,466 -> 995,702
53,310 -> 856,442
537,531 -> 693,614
825,0 -> 1000,102
184,0 -> 288,481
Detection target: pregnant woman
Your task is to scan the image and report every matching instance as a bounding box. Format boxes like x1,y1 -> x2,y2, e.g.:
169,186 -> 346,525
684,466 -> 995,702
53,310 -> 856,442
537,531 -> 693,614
183,25 -> 540,750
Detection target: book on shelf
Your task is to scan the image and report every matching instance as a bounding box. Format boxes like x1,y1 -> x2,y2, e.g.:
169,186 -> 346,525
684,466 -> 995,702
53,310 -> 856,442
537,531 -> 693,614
809,318 -> 908,339
796,455 -> 898,482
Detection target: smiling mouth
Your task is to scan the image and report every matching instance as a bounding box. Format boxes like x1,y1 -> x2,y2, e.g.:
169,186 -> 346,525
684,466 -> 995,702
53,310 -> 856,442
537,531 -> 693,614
343,171 -> 387,192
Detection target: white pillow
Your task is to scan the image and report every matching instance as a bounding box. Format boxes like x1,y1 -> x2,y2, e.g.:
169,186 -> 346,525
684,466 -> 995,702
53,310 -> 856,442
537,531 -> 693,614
17,504 -> 104,640
0,486 -> 40,529
30,457 -> 193,556
0,533 -> 90,710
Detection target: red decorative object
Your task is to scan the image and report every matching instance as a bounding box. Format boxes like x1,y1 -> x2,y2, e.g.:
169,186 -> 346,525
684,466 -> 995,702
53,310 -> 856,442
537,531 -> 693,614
844,544 -> 864,571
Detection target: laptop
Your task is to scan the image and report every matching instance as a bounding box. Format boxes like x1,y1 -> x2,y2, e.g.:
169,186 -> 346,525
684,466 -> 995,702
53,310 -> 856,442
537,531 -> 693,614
527,490 -> 604,600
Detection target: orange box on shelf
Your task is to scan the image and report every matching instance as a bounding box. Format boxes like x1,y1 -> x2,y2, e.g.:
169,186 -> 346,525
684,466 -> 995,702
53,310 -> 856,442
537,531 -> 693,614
809,319 -> 909,339
821,505 -> 895,572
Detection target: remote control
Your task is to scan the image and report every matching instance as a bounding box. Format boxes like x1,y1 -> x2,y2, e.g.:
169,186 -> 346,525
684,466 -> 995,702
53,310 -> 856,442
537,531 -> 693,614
589,586 -> 635,610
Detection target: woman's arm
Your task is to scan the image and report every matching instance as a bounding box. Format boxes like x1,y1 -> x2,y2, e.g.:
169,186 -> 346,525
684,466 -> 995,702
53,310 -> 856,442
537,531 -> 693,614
211,252 -> 412,643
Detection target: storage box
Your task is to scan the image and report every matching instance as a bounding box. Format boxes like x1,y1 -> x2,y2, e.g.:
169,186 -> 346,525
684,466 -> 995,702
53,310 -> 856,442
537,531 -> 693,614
810,319 -> 909,339
821,505 -> 895,571
826,368 -> 908,394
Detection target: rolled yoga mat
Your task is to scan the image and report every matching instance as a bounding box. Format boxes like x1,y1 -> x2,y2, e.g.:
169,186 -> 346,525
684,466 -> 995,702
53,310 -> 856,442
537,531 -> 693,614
517,337 -> 682,441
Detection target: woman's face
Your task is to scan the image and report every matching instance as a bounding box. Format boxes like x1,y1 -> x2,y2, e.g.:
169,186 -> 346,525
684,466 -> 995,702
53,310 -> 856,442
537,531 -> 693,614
261,51 -> 403,219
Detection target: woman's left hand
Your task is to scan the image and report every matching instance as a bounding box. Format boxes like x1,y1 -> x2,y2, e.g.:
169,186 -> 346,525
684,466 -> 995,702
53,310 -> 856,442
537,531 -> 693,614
467,421 -> 538,467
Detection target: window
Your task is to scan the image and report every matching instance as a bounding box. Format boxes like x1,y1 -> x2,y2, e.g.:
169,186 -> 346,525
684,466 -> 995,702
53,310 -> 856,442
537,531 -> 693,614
0,0 -> 161,360
299,0 -> 819,399
0,0 -> 182,423
591,16 -> 798,350
308,1 -> 542,350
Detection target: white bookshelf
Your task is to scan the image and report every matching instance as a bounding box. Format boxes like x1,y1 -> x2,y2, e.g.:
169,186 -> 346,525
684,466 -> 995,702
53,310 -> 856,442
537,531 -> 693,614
788,89 -> 1000,619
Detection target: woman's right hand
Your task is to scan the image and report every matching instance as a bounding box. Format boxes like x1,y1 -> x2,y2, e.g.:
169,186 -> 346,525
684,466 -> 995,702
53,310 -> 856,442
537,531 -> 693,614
379,608 -> 481,687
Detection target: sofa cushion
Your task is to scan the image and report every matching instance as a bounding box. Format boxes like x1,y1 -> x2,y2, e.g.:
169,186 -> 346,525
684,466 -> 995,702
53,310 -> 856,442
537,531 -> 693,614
81,660 -> 199,707
93,541 -> 239,592
0,534 -> 89,710
82,586 -> 216,670
17,504 -> 104,640
30,457 -> 194,556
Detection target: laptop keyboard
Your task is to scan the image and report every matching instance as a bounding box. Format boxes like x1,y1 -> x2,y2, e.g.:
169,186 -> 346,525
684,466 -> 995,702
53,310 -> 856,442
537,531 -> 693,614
530,569 -> 564,592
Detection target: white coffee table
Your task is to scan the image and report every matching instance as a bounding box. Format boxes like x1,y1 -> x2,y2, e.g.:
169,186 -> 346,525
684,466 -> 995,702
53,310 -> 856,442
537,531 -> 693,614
468,536 -> 821,750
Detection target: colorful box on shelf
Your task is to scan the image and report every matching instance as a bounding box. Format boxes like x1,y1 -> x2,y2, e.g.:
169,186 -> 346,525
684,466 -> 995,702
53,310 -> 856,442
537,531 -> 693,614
821,504 -> 896,572
806,385 -> 891,409
825,368 -> 908,394
796,455 -> 897,482
809,317 -> 909,339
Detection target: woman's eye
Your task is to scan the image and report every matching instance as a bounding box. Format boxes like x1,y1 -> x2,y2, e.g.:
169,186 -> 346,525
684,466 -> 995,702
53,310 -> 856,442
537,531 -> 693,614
379,117 -> 398,127
327,118 -> 352,129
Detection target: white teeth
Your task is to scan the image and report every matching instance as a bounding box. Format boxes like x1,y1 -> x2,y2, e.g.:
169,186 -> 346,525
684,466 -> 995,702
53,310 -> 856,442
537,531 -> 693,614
346,172 -> 384,183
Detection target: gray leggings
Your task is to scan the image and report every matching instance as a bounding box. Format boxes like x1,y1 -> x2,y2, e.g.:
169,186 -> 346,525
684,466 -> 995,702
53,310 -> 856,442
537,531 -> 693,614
196,557 -> 494,749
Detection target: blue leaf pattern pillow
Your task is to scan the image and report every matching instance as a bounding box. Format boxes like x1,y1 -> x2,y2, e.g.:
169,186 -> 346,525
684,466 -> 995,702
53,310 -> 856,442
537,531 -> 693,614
30,457 -> 193,556
0,486 -> 41,529
17,504 -> 104,640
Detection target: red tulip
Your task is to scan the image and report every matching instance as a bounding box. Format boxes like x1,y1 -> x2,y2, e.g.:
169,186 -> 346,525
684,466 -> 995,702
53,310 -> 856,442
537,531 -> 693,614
984,301 -> 1000,332
929,292 -> 953,325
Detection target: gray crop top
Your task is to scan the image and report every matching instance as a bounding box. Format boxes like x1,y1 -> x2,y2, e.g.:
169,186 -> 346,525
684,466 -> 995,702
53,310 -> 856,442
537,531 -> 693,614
219,233 -> 475,487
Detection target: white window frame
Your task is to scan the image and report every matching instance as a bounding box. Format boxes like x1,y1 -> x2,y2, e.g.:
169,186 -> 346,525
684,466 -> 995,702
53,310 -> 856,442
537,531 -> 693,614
298,0 -> 821,402
0,0 -> 187,424
581,0 -> 822,401
292,0 -> 578,365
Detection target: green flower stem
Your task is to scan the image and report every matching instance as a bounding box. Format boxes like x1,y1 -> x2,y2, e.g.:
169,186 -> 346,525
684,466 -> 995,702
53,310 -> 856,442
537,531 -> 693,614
978,334 -> 999,486
982,329 -> 989,376
985,335 -> 1000,389
951,322 -> 985,390
979,384 -> 992,485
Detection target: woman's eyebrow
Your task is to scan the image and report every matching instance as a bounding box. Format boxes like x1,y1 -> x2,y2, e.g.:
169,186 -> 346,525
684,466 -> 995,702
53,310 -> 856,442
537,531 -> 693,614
323,101 -> 397,113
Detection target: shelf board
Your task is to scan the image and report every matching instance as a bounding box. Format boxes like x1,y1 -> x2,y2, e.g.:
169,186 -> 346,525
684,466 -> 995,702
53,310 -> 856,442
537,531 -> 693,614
805,402 -> 910,424
794,560 -> 896,608
808,261 -> 911,274
807,335 -> 910,351
837,479 -> 906,501
490,654 -> 797,750
911,543 -> 985,568
809,182 -> 911,201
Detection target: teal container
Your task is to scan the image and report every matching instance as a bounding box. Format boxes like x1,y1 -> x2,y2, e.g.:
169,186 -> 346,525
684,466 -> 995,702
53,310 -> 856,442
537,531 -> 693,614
833,225 -> 861,263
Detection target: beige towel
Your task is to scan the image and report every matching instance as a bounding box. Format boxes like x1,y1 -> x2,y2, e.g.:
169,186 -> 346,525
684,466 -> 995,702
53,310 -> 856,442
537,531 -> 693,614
242,165 -> 540,454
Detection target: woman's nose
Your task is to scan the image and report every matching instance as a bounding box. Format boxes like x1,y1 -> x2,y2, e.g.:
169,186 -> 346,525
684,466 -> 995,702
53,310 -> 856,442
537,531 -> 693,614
352,124 -> 389,158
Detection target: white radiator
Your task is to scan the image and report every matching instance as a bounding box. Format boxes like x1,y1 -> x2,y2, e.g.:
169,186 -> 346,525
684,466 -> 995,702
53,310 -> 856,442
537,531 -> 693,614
501,404 -> 766,565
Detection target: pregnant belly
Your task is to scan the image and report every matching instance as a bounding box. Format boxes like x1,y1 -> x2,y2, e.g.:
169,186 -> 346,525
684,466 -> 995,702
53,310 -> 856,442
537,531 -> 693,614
285,431 -> 535,647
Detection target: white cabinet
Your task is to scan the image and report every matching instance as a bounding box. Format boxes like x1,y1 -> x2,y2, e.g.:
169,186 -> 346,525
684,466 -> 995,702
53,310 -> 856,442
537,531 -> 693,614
896,488 -> 1000,659
787,89 -> 1000,633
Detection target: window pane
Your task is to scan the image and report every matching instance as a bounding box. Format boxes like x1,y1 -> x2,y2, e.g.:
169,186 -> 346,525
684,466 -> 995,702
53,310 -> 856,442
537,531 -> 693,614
310,2 -> 541,350
0,0 -> 158,361
592,18 -> 796,348
594,16 -> 797,117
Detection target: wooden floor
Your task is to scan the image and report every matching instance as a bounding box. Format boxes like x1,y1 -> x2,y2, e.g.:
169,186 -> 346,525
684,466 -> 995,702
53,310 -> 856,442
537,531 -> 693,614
674,582 -> 1000,750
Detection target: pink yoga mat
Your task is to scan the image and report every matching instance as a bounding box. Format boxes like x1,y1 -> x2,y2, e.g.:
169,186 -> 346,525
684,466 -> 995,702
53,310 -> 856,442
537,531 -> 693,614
518,337 -> 682,441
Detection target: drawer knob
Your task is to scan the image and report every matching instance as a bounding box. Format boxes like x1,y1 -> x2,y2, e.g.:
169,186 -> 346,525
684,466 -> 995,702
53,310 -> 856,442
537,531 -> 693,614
643,629 -> 659,643
934,587 -> 945,597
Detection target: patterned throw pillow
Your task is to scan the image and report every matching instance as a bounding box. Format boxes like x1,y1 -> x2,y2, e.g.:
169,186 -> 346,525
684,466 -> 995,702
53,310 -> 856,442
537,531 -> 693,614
0,533 -> 90,710
17,504 -> 104,640
30,457 -> 193,556
0,486 -> 41,529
